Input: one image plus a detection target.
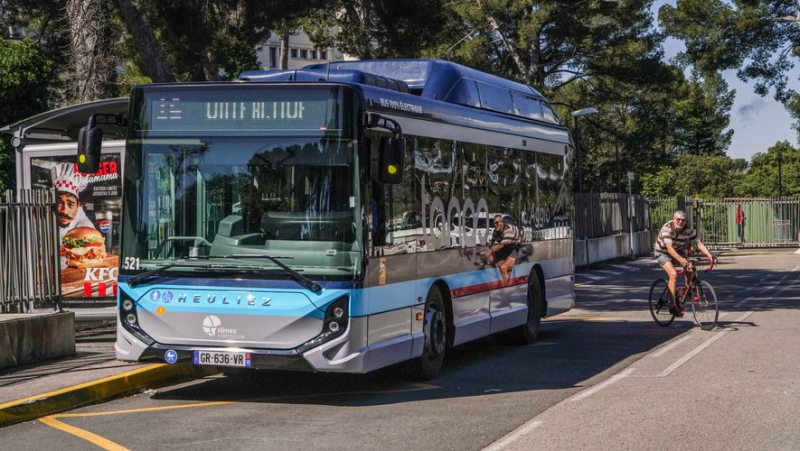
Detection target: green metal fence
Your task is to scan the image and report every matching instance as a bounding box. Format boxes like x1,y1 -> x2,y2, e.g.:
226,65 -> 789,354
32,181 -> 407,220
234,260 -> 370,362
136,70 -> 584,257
648,196 -> 800,248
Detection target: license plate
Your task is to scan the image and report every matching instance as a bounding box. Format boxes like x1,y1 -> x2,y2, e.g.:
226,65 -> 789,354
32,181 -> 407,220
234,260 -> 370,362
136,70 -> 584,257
193,350 -> 252,367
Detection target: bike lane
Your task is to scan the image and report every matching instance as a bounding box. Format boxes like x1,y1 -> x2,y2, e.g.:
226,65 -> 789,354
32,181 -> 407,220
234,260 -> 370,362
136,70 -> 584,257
489,254 -> 800,450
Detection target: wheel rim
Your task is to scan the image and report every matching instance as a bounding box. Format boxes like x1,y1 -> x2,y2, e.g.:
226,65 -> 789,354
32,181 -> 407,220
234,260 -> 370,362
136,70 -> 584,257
691,282 -> 719,330
649,279 -> 675,326
424,306 -> 445,358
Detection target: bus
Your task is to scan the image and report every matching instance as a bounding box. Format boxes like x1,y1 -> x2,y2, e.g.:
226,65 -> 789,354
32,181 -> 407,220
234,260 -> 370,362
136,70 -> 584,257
76,59 -> 575,379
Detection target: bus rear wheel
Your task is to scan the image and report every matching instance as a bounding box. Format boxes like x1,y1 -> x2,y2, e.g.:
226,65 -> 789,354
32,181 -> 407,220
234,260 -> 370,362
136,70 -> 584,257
405,286 -> 447,381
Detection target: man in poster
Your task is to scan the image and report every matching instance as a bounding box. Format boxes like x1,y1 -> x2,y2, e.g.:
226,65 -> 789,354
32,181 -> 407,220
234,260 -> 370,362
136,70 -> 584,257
52,163 -> 95,238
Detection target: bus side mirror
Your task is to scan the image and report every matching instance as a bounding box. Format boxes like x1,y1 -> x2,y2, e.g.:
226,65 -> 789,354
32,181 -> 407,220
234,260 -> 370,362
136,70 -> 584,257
77,116 -> 103,174
378,136 -> 405,184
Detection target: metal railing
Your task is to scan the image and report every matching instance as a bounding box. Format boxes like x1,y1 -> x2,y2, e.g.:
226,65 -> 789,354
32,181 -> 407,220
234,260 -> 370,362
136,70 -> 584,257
0,189 -> 61,313
647,196 -> 800,248
574,193 -> 650,239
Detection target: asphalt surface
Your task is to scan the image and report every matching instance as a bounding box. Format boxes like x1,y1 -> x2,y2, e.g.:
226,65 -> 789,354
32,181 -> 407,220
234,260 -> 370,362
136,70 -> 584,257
1,249 -> 798,450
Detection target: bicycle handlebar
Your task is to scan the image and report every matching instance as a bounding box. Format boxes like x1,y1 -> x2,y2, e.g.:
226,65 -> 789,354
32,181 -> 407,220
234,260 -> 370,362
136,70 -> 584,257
686,256 -> 717,272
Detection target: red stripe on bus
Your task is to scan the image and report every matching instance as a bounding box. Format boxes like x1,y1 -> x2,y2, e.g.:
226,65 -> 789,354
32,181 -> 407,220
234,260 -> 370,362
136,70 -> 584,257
451,275 -> 528,298
98,282 -> 106,297
84,283 -> 92,297
113,283 -> 118,296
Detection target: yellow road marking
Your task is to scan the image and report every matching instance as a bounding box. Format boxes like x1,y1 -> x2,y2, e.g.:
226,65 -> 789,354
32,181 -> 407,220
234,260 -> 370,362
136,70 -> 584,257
546,317 -> 627,323
40,401 -> 234,449
53,400 -> 235,418
0,364 -> 167,411
40,416 -> 129,451
580,317 -> 627,322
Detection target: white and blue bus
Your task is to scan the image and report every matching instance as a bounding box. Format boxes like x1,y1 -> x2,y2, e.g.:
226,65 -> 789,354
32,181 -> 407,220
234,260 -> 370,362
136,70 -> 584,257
77,59 -> 575,379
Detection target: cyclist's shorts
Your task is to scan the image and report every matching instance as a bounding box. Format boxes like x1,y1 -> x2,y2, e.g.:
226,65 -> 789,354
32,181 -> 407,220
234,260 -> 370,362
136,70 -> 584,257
654,250 -> 686,267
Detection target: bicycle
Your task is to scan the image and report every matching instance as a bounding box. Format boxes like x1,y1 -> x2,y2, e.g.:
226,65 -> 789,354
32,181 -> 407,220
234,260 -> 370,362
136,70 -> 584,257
649,256 -> 719,330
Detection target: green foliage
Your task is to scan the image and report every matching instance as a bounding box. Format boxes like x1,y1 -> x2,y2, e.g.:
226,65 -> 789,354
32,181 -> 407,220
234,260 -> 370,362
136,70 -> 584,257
661,0 -> 800,116
301,0 -> 446,59
736,140 -> 800,197
217,38 -> 262,80
0,38 -> 54,125
641,153 -> 747,197
430,0 -> 664,93
671,71 -> 735,156
0,38 -> 54,192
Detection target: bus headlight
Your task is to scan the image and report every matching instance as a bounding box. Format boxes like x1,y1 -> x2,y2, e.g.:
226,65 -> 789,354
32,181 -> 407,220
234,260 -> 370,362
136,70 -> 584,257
298,296 -> 349,353
118,290 -> 154,345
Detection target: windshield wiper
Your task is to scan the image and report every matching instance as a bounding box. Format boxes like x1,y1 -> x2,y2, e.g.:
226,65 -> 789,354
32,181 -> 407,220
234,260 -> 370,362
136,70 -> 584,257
127,262 -> 212,288
190,254 -> 322,293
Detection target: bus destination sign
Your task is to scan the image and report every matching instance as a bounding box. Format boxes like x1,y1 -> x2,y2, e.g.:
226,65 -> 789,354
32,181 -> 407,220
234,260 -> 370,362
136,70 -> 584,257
144,87 -> 340,133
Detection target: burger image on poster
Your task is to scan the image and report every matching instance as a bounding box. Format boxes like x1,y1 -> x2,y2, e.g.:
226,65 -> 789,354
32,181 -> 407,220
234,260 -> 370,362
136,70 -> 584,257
60,227 -> 108,268
52,163 -> 94,239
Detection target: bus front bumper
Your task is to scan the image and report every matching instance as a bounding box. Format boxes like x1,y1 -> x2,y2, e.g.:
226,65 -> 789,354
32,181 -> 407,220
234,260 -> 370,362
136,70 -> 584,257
116,316 -> 373,373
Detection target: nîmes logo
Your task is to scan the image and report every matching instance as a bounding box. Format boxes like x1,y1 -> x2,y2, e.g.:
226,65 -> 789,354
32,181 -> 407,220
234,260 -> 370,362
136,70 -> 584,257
201,315 -> 244,340
202,315 -> 221,337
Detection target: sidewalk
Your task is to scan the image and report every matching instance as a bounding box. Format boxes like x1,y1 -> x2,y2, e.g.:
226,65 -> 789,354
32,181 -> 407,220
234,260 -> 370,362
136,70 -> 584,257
0,323 -> 216,427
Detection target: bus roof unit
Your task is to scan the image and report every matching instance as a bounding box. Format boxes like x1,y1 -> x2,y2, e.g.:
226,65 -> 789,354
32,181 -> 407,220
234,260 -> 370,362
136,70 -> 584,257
240,59 -> 559,125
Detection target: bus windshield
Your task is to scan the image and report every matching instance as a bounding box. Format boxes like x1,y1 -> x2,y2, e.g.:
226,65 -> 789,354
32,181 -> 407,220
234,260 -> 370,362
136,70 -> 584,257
122,86 -> 362,280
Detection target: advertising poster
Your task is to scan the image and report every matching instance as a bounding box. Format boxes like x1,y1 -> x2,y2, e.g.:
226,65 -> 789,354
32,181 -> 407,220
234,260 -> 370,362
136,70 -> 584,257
30,155 -> 121,305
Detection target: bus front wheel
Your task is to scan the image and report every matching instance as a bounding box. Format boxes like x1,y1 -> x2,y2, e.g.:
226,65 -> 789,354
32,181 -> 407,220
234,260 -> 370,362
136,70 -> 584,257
405,286 -> 447,380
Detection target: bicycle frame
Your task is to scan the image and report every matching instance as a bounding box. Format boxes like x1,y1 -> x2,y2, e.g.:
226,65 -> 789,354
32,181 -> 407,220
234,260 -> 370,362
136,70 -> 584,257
649,256 -> 718,330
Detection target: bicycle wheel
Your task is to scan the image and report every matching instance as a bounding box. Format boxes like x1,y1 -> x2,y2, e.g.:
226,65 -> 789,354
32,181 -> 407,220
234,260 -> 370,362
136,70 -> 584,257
691,281 -> 719,330
649,279 -> 675,326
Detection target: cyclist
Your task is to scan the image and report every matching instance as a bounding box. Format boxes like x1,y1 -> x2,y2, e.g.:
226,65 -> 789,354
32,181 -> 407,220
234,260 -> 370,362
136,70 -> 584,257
654,210 -> 715,315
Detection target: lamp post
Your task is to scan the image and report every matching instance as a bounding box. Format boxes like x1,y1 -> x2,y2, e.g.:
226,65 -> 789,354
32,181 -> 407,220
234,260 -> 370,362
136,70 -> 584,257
628,171 -> 635,259
570,107 -> 599,197
778,147 -> 783,200
571,107 -> 599,263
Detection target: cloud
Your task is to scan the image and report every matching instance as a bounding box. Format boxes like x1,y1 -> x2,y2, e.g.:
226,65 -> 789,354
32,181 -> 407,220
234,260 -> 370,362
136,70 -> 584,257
737,98 -> 770,121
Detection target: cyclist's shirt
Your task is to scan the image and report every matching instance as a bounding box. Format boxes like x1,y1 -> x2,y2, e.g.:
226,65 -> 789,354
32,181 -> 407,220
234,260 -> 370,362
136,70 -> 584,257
654,220 -> 698,254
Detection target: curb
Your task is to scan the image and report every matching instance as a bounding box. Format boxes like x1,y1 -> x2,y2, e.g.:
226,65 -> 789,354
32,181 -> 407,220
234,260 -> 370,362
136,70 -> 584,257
0,363 -> 218,428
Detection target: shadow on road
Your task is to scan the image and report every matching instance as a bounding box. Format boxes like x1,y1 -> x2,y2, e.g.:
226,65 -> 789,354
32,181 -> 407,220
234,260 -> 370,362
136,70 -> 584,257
152,318 -> 683,407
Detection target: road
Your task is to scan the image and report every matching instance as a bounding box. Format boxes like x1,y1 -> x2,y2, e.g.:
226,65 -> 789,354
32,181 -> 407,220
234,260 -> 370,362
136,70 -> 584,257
1,250 -> 799,450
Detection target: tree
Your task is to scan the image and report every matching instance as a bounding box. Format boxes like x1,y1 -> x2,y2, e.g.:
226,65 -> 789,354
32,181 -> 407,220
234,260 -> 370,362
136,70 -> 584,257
66,0 -> 117,102
641,153 -> 748,197
0,38 -> 54,192
671,71 -> 735,156
113,0 -> 175,82
301,0 -> 447,59
736,140 -> 800,196
660,1 -> 800,133
429,0 -> 665,94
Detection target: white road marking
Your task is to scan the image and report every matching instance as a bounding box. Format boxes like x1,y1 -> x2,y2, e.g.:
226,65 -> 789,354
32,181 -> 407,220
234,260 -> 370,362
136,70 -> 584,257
482,420 -> 544,451
595,270 -> 621,276
569,368 -> 637,402
579,273 -> 606,281
658,308 -> 759,378
609,264 -> 637,271
650,335 -> 692,357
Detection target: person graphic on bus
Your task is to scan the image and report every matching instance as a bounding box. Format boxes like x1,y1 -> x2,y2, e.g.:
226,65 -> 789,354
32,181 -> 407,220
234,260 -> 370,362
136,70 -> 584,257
484,215 -> 522,285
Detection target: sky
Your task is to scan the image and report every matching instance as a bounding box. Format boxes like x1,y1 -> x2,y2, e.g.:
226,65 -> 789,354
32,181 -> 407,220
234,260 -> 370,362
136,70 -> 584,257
652,0 -> 799,161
